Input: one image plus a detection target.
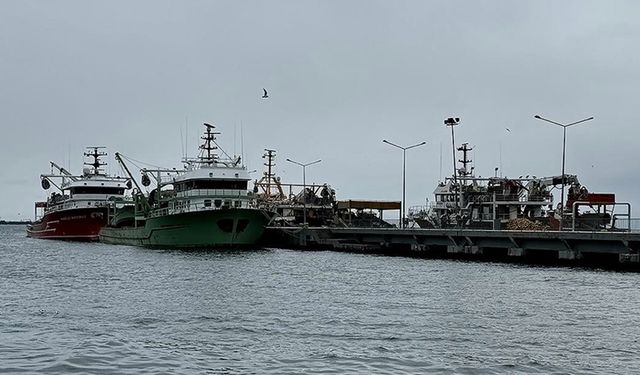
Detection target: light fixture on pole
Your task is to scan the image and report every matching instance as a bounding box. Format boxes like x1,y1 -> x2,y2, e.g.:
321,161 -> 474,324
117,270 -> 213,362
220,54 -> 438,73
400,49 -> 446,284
286,158 -> 321,227
534,114 -> 594,231
383,139 -> 427,229
444,117 -> 461,209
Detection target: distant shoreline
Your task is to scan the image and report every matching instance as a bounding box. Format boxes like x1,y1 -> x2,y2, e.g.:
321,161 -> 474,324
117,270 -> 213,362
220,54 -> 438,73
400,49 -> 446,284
0,221 -> 31,225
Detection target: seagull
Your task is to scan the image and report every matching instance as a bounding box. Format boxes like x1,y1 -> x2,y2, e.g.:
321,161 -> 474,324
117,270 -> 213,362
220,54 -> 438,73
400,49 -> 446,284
505,127 -> 511,132
262,88 -> 268,98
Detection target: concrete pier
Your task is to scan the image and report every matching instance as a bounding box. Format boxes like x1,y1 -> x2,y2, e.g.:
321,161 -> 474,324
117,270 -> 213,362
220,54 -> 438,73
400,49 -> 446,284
264,226 -> 640,269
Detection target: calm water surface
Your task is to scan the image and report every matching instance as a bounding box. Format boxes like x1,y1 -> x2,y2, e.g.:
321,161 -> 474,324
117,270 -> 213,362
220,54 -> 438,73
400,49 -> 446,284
1,225 -> 639,374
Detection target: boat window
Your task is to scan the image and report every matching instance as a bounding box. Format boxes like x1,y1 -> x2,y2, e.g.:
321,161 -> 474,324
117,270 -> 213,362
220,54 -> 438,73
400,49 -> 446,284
181,180 -> 248,190
214,199 -> 222,208
204,200 -> 212,207
70,187 -> 125,195
223,200 -> 231,208
234,201 -> 241,208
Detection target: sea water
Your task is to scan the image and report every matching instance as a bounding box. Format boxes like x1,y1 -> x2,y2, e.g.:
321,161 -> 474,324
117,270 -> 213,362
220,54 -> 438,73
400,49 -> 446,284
1,225 -> 639,374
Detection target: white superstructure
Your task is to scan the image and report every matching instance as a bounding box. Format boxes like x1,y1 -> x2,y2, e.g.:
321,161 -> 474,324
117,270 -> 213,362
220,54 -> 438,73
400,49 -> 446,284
36,147 -> 131,218
139,123 -> 255,217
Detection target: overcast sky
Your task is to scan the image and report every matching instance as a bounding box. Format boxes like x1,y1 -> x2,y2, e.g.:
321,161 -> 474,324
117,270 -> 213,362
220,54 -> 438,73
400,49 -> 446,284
1,1 -> 639,220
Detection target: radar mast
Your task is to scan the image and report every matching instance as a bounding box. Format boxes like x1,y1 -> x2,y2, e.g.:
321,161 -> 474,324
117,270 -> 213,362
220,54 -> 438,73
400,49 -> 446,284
84,146 -> 107,175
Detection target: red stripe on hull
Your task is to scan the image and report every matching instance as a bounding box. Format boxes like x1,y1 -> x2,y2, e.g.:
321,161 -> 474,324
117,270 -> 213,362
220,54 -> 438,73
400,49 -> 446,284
27,207 -> 109,241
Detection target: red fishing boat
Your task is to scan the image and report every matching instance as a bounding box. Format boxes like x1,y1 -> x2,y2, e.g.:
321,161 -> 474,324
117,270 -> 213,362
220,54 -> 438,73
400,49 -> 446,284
27,147 -> 131,241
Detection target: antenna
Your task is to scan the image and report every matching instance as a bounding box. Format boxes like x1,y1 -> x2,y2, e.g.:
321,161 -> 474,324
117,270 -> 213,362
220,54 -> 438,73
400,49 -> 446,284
185,116 -> 189,159
472,144 -> 476,176
240,121 -> 245,167
180,124 -> 185,160
499,143 -> 503,177
67,144 -> 71,172
439,142 -> 442,182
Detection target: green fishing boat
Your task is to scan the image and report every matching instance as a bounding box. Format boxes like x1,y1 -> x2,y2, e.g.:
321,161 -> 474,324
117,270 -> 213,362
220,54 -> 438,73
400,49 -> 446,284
100,123 -> 271,248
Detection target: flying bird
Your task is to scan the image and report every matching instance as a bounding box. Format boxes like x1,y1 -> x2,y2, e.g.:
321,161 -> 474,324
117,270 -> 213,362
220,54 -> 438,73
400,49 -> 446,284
505,127 -> 511,132
262,88 -> 268,98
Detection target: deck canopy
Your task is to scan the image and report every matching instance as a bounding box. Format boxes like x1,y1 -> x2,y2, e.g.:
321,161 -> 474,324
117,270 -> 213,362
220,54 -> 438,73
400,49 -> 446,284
336,200 -> 401,211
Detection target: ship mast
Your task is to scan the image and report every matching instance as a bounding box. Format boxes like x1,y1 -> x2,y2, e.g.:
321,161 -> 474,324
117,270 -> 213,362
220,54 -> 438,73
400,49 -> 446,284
200,123 -> 219,166
84,146 -> 107,175
254,148 -> 285,200
457,143 -> 473,183
263,149 -> 276,196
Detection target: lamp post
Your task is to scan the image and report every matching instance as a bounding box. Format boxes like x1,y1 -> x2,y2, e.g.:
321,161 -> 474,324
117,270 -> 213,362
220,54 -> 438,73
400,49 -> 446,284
383,139 -> 427,229
286,158 -> 321,226
444,118 -> 460,185
444,117 -> 461,209
534,115 -> 594,231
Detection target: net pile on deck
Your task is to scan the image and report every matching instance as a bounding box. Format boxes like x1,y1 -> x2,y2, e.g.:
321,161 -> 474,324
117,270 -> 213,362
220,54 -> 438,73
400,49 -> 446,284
506,218 -> 549,231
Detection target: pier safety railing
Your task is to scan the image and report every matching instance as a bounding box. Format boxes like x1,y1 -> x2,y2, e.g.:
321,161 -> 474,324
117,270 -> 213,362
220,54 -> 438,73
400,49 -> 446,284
614,218 -> 640,232
571,201 -> 632,232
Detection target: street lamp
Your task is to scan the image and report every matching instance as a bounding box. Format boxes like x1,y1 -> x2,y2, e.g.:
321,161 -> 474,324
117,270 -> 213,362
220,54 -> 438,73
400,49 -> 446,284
444,117 -> 461,210
534,114 -> 594,231
444,117 -> 460,187
383,139 -> 427,229
286,158 -> 321,226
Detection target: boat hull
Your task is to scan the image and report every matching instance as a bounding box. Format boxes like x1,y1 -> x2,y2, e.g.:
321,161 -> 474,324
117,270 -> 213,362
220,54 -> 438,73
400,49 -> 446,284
26,207 -> 108,241
99,208 -> 270,248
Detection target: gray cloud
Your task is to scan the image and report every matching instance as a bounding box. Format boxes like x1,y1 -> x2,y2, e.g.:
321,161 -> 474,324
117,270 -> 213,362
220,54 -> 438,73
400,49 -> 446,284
1,1 -> 639,220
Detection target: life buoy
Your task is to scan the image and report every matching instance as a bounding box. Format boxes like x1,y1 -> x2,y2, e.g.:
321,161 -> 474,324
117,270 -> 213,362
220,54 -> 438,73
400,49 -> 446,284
141,174 -> 151,187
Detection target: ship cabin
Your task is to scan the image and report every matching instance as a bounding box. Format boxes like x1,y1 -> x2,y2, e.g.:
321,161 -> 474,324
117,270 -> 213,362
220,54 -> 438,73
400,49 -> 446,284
47,173 -> 129,212
428,176 -> 554,228
164,165 -> 252,215
433,180 -> 459,211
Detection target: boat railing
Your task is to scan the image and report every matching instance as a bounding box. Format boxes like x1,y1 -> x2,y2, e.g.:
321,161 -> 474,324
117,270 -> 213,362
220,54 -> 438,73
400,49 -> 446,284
432,195 -> 551,208
408,204 -> 433,218
475,213 -> 496,221
176,189 -> 249,198
433,202 -> 457,209
148,198 -> 252,218
44,199 -> 114,212
487,194 -> 552,203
